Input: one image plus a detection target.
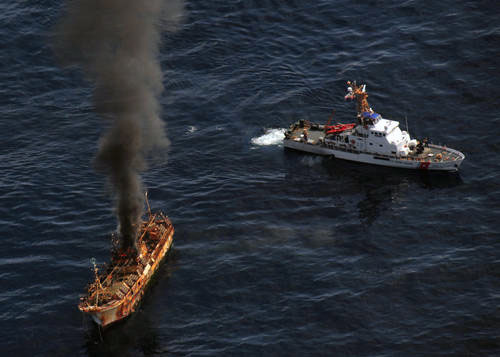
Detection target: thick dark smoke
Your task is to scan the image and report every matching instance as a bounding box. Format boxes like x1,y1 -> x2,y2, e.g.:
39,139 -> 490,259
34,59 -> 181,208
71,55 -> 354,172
55,1 -> 184,254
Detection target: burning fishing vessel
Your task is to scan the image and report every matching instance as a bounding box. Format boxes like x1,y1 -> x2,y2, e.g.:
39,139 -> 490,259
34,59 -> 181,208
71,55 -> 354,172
78,208 -> 174,327
284,81 -> 465,171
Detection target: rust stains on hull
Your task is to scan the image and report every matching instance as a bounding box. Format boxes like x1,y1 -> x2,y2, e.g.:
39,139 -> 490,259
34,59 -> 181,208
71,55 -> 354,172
78,212 -> 174,327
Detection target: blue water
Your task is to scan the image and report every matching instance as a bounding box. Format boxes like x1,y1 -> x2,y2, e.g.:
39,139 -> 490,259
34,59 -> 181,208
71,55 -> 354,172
1,1 -> 499,356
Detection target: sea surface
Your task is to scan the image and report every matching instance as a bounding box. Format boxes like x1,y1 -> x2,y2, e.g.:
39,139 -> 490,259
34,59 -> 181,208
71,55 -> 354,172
1,1 -> 499,356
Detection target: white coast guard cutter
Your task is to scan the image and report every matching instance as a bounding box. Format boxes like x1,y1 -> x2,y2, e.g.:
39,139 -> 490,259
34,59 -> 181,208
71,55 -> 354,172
283,81 -> 465,171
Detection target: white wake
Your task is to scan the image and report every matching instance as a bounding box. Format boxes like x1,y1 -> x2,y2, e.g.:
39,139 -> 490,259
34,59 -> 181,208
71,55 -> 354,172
251,128 -> 286,146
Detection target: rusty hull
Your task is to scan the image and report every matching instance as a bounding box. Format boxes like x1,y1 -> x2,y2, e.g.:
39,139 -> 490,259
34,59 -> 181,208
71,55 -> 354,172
78,212 -> 174,327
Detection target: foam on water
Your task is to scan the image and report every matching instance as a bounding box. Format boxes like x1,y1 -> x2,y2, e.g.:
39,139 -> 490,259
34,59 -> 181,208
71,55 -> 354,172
251,128 -> 286,146
300,156 -> 324,167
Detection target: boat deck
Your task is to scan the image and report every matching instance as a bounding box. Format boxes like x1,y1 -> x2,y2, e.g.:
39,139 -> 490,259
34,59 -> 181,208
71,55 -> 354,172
407,145 -> 462,162
285,124 -> 331,144
79,214 -> 172,309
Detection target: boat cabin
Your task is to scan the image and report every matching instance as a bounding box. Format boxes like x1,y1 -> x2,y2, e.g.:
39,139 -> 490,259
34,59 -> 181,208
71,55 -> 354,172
324,111 -> 411,157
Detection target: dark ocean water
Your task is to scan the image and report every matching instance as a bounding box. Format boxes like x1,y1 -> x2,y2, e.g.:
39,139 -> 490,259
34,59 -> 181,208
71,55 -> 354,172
1,1 -> 499,356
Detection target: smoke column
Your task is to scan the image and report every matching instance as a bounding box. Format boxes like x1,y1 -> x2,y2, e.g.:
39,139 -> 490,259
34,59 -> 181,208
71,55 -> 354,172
55,1 -> 184,254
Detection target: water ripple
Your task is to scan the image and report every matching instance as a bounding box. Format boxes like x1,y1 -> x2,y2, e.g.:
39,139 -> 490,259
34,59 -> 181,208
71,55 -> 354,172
1,0 -> 499,355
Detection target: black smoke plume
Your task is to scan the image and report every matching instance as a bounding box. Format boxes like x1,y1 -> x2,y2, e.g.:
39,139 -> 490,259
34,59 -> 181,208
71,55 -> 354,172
54,0 -> 184,254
